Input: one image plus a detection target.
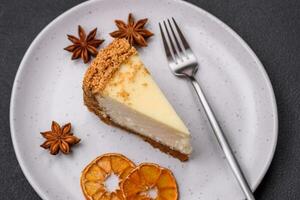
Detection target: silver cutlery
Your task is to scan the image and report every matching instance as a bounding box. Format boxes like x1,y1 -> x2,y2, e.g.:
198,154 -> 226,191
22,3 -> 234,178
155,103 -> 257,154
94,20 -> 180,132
159,18 -> 255,200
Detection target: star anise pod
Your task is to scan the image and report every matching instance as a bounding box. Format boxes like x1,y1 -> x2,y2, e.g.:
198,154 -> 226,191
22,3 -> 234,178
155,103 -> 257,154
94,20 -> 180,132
64,25 -> 104,63
110,13 -> 154,47
40,121 -> 81,155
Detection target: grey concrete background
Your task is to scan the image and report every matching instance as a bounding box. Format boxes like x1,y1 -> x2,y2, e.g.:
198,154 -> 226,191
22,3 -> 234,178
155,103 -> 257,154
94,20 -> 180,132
0,0 -> 299,199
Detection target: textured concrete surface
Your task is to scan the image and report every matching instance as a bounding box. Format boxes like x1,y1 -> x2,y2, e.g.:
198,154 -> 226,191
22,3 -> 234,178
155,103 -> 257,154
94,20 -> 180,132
0,0 -> 299,199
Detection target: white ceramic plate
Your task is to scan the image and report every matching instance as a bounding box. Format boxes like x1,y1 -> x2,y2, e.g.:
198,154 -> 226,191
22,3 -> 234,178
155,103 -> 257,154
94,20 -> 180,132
10,0 -> 278,199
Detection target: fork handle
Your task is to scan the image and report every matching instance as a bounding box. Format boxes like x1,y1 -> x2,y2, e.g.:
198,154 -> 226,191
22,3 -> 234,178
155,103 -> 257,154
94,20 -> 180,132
188,75 -> 255,200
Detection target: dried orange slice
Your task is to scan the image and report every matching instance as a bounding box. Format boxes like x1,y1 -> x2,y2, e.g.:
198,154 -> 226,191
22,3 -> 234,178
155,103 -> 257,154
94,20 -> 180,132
121,163 -> 178,200
81,153 -> 136,200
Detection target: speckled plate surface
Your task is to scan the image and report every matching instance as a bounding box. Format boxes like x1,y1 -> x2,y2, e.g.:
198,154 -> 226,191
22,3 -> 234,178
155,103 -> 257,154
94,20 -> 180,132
10,0 -> 278,199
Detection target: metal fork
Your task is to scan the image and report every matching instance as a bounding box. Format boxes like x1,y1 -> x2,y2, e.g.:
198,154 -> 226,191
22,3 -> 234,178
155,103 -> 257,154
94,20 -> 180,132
159,18 -> 255,200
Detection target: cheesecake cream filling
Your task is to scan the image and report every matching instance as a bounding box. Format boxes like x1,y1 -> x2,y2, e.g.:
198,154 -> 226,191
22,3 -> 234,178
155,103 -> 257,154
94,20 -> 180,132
96,95 -> 192,154
102,55 -> 191,136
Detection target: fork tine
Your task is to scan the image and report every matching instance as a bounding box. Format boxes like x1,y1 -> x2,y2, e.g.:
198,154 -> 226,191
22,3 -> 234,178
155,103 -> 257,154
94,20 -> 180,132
172,17 -> 190,50
163,20 -> 180,61
159,22 -> 172,59
167,19 -> 183,54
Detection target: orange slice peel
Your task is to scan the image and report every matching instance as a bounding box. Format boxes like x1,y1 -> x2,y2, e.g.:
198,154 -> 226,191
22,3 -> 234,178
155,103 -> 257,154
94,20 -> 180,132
81,153 -> 136,200
121,163 -> 178,200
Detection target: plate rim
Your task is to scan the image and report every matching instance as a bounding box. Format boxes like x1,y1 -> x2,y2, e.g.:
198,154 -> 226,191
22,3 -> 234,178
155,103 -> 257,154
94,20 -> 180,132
9,0 -> 278,199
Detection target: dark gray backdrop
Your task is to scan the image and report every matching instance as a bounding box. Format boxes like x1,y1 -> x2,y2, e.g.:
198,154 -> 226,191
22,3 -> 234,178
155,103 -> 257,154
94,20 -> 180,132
1,0 -> 299,199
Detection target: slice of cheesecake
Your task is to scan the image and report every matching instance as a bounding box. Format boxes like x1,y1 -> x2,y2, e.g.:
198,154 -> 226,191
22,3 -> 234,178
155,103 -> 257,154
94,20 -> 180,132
83,39 -> 192,161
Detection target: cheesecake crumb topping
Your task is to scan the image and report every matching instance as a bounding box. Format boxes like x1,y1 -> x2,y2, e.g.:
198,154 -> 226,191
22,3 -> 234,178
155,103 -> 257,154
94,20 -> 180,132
83,39 -> 137,94
103,58 -> 145,103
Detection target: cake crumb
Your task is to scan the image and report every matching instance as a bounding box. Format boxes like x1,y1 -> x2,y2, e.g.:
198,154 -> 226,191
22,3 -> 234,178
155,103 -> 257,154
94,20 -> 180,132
143,68 -> 150,75
118,89 -> 130,101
